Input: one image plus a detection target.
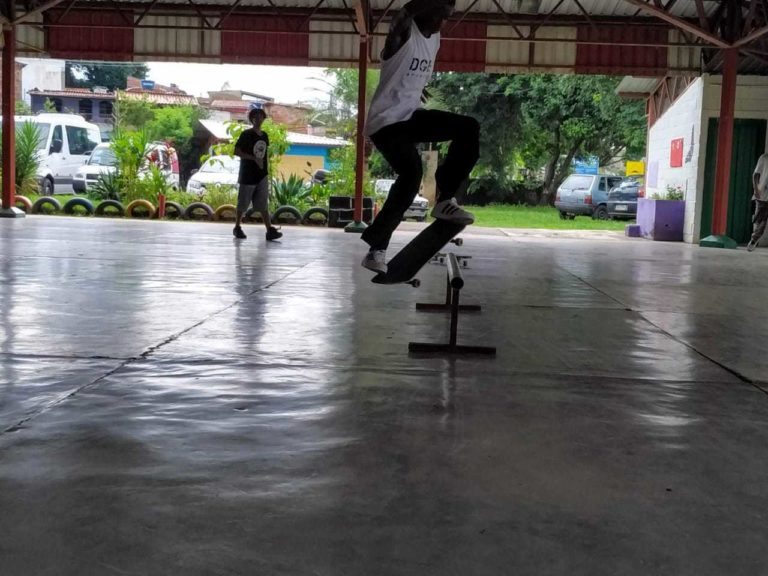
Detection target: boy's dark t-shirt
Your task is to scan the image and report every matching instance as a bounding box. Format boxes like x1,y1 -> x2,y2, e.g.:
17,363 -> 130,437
236,128 -> 269,185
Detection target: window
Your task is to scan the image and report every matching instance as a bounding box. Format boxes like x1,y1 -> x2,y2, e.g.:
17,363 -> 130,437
88,146 -> 117,167
51,98 -> 63,112
78,99 -> 93,121
99,101 -> 113,118
16,122 -> 50,151
66,126 -> 98,155
598,178 -> 607,192
201,156 -> 239,173
50,125 -> 63,153
561,175 -> 594,191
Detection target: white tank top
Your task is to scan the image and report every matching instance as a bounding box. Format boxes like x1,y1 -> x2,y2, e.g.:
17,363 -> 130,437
365,21 -> 440,137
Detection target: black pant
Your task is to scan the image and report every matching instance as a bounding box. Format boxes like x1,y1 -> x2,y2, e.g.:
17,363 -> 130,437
752,200 -> 768,244
361,109 -> 480,250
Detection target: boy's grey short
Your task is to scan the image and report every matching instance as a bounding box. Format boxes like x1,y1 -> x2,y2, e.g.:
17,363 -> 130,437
237,178 -> 269,213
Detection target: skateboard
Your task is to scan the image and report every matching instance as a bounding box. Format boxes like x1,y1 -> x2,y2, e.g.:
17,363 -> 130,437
372,220 -> 465,287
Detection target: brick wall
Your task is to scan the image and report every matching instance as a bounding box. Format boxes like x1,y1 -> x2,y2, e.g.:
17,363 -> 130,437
266,103 -> 310,133
0,61 -> 26,108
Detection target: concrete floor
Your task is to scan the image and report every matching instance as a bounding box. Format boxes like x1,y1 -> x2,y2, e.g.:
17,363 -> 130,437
1,216 -> 767,575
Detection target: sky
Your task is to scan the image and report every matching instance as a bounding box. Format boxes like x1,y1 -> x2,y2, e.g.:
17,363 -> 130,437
146,62 -> 331,105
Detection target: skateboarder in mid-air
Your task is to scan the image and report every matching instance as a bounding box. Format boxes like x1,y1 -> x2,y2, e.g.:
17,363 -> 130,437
360,0 -> 480,274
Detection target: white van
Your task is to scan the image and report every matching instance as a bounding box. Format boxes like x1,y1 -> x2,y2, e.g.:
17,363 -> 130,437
12,114 -> 102,194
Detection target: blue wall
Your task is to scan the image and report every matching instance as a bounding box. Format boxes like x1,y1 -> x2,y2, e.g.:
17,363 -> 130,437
285,144 -> 335,169
30,95 -> 114,125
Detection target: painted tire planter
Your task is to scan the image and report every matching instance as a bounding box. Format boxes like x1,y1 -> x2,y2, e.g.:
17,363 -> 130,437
244,208 -> 263,223
272,205 -> 302,225
14,195 -> 32,212
184,202 -> 214,221
63,197 -> 95,216
301,207 -> 329,226
163,201 -> 183,219
125,199 -> 156,219
31,196 -> 62,214
95,200 -> 125,217
214,204 -> 237,222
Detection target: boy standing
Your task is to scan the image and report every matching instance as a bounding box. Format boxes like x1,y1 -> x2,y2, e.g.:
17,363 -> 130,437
233,107 -> 282,241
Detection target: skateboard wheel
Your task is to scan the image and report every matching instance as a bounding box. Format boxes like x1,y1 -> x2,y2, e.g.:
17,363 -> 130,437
454,238 -> 463,246
411,279 -> 421,288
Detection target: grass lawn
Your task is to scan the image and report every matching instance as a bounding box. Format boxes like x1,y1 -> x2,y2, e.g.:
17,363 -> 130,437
467,205 -> 630,230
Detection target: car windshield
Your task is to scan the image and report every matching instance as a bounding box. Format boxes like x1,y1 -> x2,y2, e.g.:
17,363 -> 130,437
15,121 -> 50,151
88,147 -> 117,166
562,175 -> 594,190
201,157 -> 239,173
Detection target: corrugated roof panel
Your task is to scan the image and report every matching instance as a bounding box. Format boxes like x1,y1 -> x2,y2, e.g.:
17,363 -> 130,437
667,29 -> 701,73
538,0 -> 719,18
309,20 -> 358,67
220,15 -> 309,65
437,21 -> 486,72
371,23 -> 390,64
576,24 -> 668,76
533,26 -> 576,71
615,76 -> 660,95
45,9 -> 134,61
134,15 -> 221,60
15,13 -> 45,56
485,25 -> 530,70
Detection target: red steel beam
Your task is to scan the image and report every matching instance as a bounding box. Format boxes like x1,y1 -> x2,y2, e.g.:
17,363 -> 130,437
29,20 -> 709,48
734,24 -> 768,48
622,0 -> 730,48
1,26 -> 16,210
353,37 -> 368,225
12,0 -> 69,24
712,48 -> 739,236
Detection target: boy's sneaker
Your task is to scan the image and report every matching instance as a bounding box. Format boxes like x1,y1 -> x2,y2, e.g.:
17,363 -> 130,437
431,198 -> 475,225
361,249 -> 387,274
233,225 -> 247,239
266,226 -> 282,241
747,239 -> 758,252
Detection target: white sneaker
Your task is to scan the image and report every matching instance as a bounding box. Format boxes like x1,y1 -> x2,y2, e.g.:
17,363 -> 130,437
362,249 -> 387,273
431,198 -> 474,225
747,240 -> 758,252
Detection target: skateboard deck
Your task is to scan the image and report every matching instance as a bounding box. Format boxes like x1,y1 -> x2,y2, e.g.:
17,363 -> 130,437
372,220 -> 466,285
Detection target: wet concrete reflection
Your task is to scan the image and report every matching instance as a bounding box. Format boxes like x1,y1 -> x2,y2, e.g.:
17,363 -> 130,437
1,218 -> 768,575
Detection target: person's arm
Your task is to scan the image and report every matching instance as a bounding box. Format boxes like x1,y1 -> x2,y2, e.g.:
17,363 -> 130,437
754,156 -> 764,195
381,0 -> 451,60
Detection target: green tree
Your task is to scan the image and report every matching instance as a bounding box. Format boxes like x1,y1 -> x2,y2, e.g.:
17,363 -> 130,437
310,69 -> 380,139
66,61 -> 149,91
500,74 -> 646,204
15,101 -> 32,115
145,105 -> 208,183
429,72 -> 521,189
114,96 -> 156,131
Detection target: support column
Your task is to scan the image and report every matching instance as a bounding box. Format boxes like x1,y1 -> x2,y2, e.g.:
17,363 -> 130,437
344,37 -> 369,233
700,50 -> 738,247
1,23 -> 24,218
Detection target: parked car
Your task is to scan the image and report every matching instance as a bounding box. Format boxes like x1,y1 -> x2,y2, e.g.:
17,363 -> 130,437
607,178 -> 645,220
73,141 -> 180,193
5,113 -> 102,194
374,178 -> 430,221
555,174 -> 624,220
187,155 -> 239,194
